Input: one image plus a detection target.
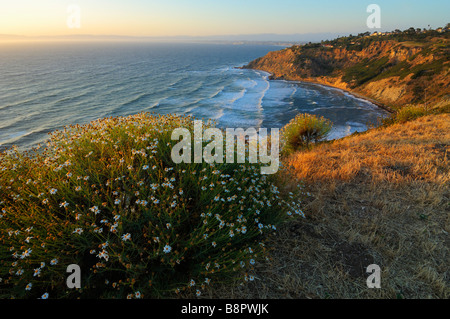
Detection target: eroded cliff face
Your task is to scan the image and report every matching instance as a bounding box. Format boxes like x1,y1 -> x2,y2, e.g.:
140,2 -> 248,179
245,38 -> 450,111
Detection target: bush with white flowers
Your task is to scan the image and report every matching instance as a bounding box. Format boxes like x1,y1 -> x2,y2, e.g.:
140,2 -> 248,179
0,113 -> 304,299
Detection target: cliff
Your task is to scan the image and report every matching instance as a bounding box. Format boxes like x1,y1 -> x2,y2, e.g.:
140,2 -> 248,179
244,32 -> 450,111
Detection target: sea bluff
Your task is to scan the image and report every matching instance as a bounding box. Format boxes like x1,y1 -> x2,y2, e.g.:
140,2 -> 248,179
242,32 -> 450,113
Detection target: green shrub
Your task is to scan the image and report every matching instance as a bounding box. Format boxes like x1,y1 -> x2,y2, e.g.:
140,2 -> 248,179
280,113 -> 333,156
439,104 -> 450,114
394,105 -> 428,123
0,113 -> 304,299
342,57 -> 391,86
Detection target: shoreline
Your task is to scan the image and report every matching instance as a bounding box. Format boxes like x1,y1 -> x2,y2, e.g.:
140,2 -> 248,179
268,74 -> 395,114
240,65 -> 395,114
283,77 -> 395,114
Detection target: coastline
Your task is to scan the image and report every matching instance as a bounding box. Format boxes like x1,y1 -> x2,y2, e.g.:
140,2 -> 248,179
287,78 -> 395,114
239,65 -> 395,114
266,73 -> 395,114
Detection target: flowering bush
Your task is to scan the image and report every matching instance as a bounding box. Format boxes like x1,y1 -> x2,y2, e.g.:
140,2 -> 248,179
280,113 -> 332,156
0,113 -> 304,299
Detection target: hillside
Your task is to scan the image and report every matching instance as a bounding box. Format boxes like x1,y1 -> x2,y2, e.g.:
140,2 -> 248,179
211,113 -> 449,299
244,29 -> 450,111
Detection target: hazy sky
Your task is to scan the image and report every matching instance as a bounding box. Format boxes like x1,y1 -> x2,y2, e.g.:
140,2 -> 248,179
0,0 -> 448,37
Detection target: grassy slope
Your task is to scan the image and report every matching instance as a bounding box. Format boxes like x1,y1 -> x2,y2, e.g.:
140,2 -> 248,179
209,114 -> 449,299
230,31 -> 450,299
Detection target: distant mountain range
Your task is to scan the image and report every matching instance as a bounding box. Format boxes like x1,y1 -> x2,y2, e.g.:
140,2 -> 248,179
0,32 -> 353,44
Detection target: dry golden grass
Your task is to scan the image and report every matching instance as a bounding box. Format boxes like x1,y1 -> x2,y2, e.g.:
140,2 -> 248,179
208,114 -> 449,299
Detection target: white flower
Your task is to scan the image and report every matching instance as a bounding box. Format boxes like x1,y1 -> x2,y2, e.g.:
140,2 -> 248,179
49,188 -> 57,195
20,249 -> 32,259
121,233 -> 131,241
50,258 -> 58,265
97,250 -> 109,261
41,293 -> 49,299
163,245 -> 172,254
73,228 -> 83,235
90,206 -> 100,214
110,223 -> 118,233
114,199 -> 121,205
33,268 -> 41,277
140,200 -> 148,206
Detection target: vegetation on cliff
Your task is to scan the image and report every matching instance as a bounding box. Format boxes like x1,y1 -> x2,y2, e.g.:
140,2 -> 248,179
245,27 -> 450,111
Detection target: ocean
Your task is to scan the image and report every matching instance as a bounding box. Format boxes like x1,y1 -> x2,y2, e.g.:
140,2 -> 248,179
0,42 -> 388,151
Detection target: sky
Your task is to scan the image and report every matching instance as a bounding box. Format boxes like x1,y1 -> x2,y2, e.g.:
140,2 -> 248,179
0,0 -> 449,39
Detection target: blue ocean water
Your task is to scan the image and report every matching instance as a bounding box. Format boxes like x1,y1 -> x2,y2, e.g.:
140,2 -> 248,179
0,42 -> 388,151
